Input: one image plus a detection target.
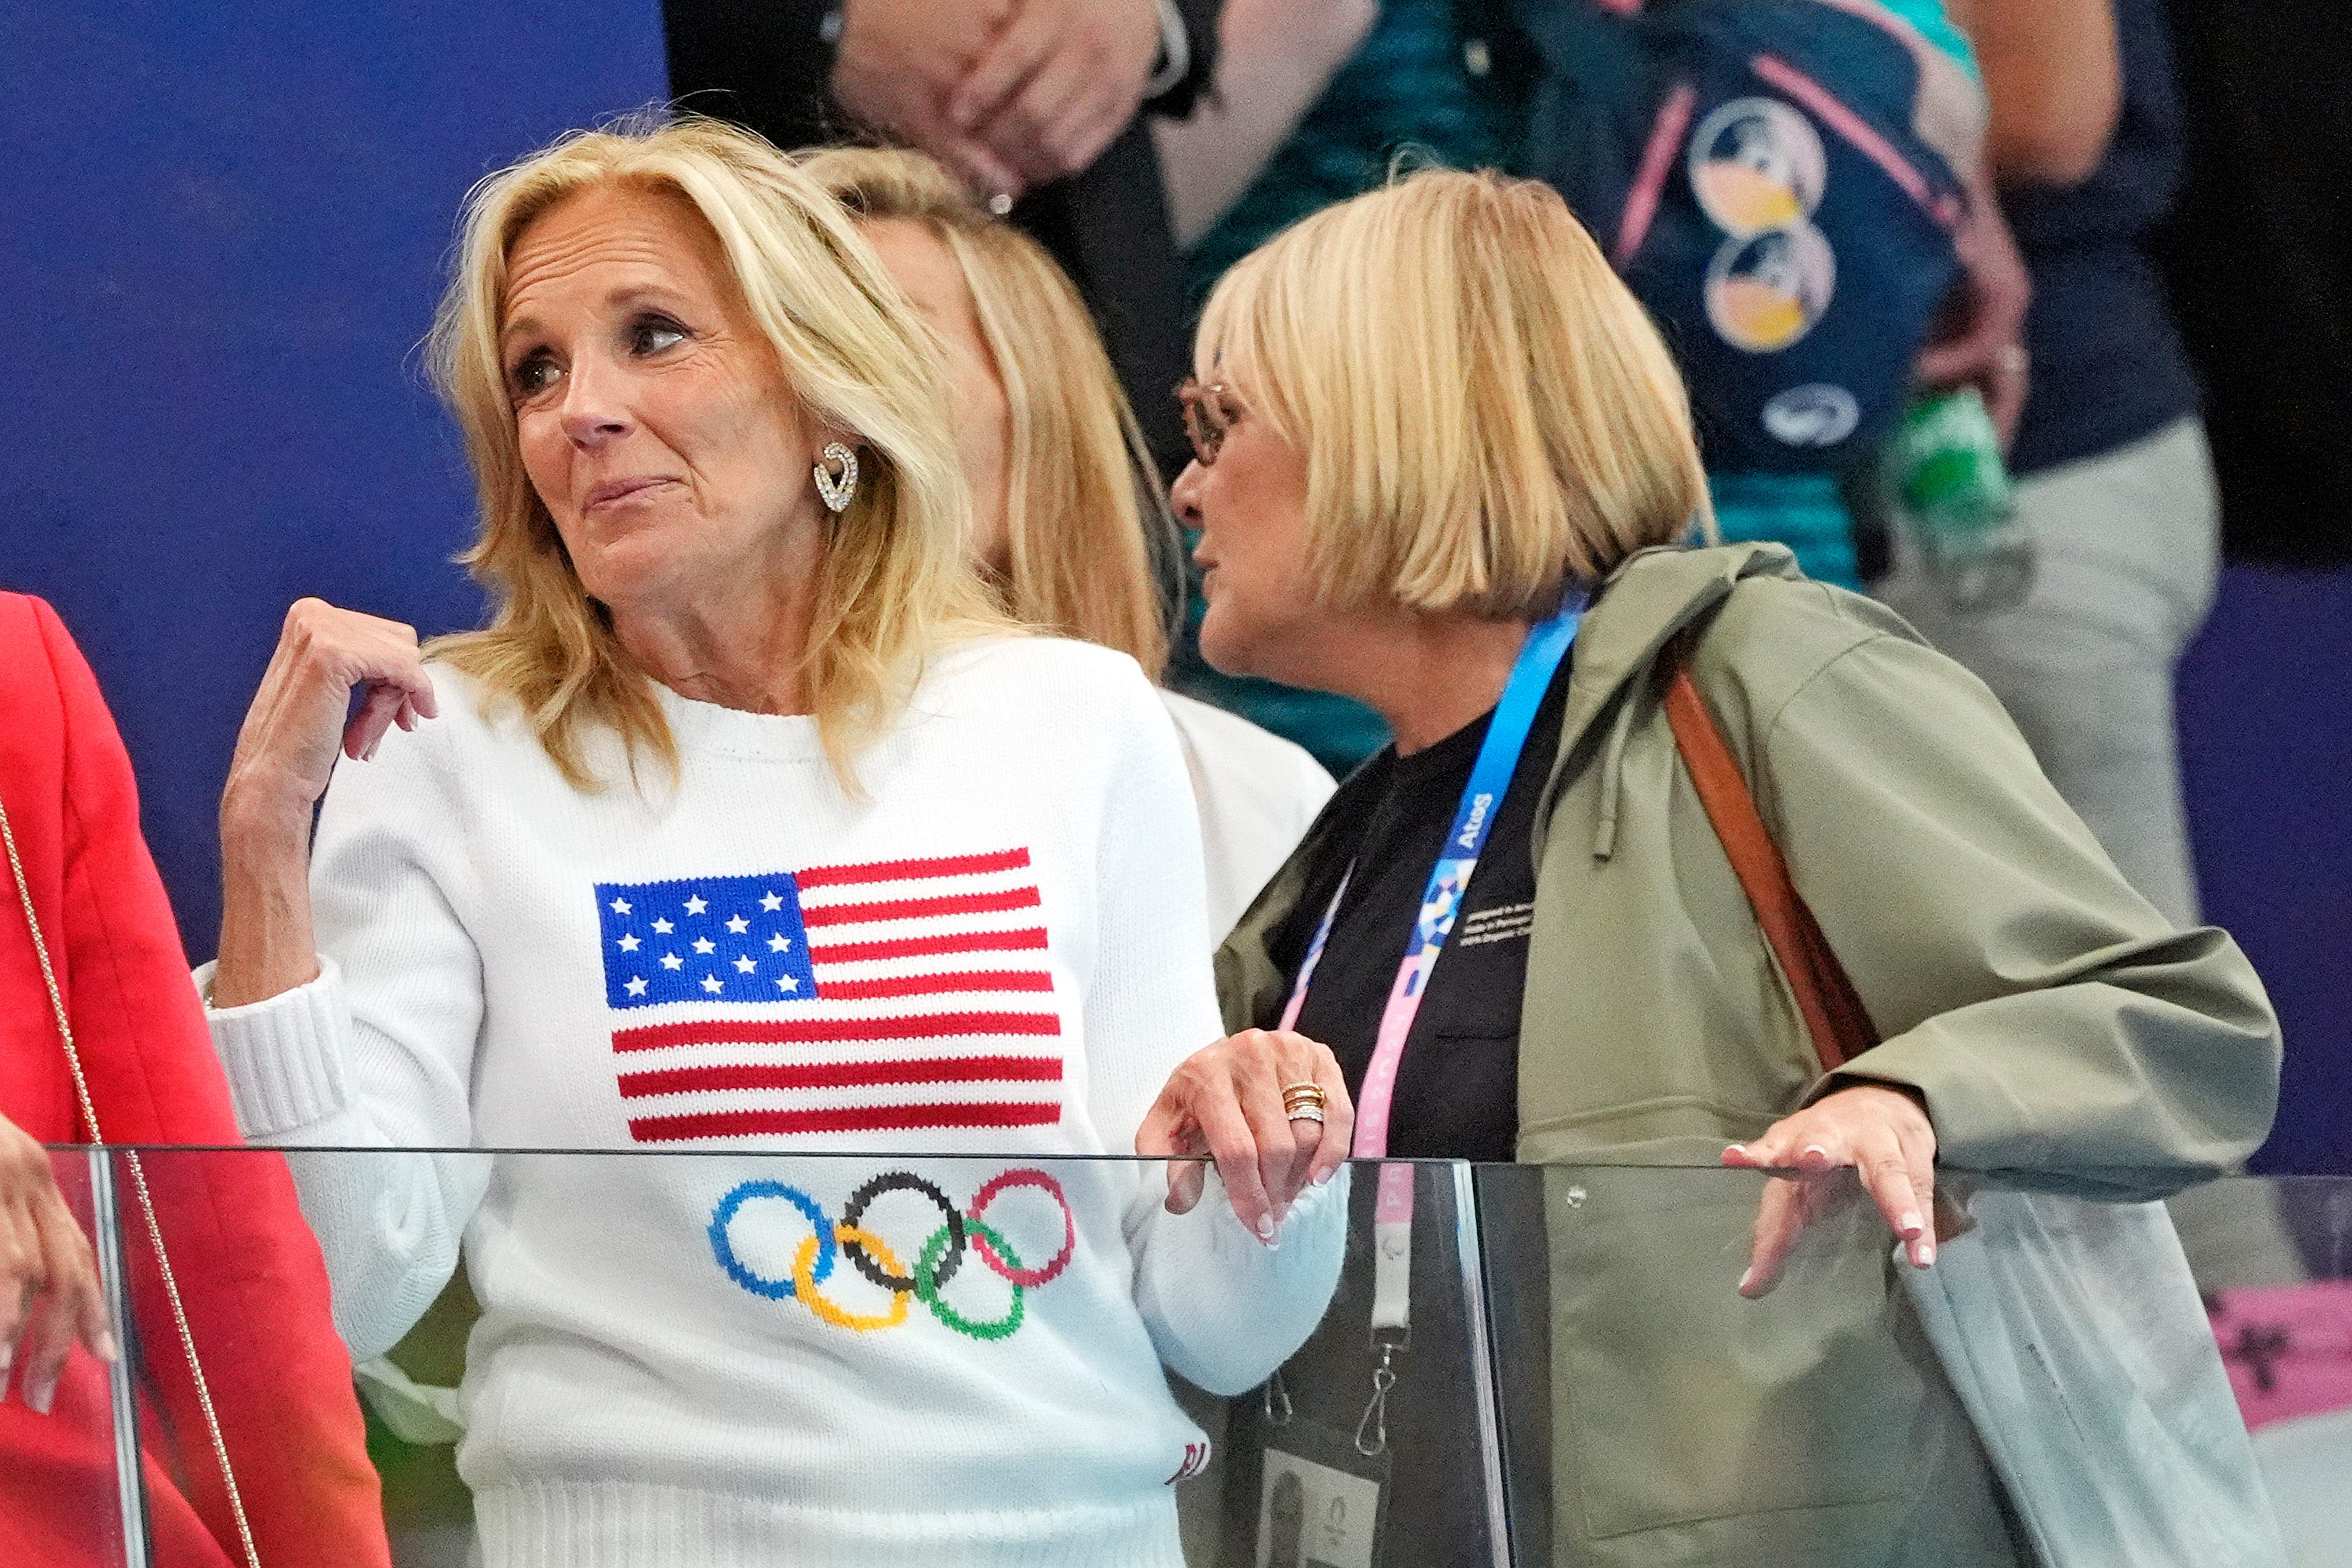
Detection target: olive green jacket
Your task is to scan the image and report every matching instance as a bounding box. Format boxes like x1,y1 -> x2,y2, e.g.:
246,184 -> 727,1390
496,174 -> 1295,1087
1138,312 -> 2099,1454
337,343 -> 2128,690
1216,543 -> 2281,1567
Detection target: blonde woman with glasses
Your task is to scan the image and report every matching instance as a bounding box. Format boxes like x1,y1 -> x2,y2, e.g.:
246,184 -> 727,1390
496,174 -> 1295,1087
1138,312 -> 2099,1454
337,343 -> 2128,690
802,146 -> 1335,941
1187,168 -> 2278,1566
198,116 -> 1349,1567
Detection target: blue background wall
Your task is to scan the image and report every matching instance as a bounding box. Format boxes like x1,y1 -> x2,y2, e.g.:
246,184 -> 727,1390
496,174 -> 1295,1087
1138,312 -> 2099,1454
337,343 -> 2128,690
0,1 -> 665,947
1,7 -> 2344,1168
2178,567 -> 2352,1173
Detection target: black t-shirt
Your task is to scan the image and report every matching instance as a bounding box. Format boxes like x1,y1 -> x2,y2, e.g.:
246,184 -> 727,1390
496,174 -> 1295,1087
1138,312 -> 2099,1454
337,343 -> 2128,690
1271,653 -> 1573,1162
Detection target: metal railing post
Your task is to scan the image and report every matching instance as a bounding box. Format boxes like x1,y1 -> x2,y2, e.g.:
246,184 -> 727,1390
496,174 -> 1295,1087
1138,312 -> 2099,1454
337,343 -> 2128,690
88,1147 -> 152,1568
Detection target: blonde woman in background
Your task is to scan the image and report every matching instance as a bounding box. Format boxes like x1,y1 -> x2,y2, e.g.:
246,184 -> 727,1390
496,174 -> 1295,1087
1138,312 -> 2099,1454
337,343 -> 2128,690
802,147 -> 1334,941
199,116 -> 1350,1567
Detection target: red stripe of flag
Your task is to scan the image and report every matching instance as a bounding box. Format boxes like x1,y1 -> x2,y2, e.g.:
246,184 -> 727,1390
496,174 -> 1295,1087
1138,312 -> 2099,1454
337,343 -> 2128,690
799,887 -> 1041,928
793,848 -> 1032,890
618,1055 -> 1062,1099
630,1101 -> 1063,1142
611,1012 -> 1061,1053
807,927 -> 1049,965
814,970 -> 1053,1001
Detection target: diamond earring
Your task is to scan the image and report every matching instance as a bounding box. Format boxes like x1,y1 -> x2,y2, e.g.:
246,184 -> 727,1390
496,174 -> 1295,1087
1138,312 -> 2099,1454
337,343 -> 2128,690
814,442 -> 858,513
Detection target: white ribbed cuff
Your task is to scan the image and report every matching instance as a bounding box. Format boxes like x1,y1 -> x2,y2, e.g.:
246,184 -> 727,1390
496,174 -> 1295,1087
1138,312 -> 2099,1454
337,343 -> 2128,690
194,957 -> 354,1136
1136,1163 -> 1350,1395
1188,1159 -> 1350,1260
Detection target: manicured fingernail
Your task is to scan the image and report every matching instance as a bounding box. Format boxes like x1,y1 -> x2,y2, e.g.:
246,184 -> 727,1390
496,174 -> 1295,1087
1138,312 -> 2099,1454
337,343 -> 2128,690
1313,1165 -> 1335,1186
1918,1241 -> 1936,1266
1899,1212 -> 1923,1237
1802,1144 -> 1829,1161
1255,1214 -> 1276,1242
94,1330 -> 118,1363
1722,1144 -> 1744,1158
27,1371 -> 57,1415
1737,1266 -> 1757,1294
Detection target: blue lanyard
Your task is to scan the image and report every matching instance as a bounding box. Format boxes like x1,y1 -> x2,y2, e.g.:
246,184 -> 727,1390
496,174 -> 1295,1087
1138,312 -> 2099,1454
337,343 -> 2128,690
1278,594 -> 1585,1158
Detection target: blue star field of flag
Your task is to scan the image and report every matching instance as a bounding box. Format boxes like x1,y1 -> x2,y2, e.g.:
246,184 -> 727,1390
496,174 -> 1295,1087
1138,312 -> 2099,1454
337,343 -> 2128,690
595,873 -> 820,1010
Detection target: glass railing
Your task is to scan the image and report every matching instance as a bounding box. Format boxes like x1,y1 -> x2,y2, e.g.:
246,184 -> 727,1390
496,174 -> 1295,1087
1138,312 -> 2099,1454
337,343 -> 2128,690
24,1150 -> 2351,1567
12,1150 -> 136,1567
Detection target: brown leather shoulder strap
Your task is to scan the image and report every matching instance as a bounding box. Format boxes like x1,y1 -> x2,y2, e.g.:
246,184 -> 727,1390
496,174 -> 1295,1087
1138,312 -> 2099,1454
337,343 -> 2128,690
1659,634 -> 1879,1072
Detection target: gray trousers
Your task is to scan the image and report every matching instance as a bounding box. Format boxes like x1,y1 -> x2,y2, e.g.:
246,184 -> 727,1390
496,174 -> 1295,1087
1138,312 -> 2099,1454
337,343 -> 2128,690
1883,418 -> 2305,1534
1876,416 -> 2220,928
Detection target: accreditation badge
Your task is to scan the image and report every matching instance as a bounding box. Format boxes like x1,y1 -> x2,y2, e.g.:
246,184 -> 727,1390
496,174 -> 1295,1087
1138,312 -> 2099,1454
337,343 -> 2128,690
1247,1387 -> 1389,1568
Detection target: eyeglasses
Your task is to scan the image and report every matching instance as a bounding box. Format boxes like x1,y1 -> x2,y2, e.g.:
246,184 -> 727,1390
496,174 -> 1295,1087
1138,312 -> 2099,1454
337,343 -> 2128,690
1176,378 -> 1242,467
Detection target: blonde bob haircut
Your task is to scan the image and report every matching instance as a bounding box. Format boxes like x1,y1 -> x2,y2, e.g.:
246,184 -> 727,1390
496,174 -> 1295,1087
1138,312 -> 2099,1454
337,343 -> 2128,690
426,114 -> 1002,790
801,146 -> 1173,680
1195,167 -> 1713,616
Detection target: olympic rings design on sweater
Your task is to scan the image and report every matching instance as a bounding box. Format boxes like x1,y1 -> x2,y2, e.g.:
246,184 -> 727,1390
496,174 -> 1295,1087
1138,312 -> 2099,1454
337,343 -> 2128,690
708,1168 -> 1076,1340
843,1173 -> 965,1292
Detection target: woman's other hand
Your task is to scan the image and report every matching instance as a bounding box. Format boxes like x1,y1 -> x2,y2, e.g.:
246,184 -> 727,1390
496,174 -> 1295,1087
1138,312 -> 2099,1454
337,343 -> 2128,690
1722,1084 -> 1939,1295
1135,1029 -> 1353,1243
1914,160 -> 2034,448
0,1115 -> 115,1413
215,599 -> 436,1009
224,599 -> 437,833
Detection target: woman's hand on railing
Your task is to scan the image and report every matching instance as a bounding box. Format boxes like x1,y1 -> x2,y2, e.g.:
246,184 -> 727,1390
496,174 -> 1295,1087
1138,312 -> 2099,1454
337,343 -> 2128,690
1136,1028 -> 1354,1244
1722,1084 -> 1939,1296
0,1114 -> 115,1414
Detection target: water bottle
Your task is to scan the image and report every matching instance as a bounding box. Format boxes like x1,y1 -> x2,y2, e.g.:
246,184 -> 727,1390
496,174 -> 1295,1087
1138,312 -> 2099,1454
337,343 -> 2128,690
1886,387 -> 2035,613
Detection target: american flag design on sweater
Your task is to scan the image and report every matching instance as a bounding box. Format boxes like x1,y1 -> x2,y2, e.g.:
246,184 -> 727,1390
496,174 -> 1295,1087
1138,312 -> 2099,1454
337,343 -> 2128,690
595,848 -> 1064,1142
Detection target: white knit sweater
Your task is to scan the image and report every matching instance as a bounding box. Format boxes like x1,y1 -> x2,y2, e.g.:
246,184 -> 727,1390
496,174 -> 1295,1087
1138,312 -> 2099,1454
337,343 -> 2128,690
202,637 -> 1345,1568
1160,691 -> 1334,941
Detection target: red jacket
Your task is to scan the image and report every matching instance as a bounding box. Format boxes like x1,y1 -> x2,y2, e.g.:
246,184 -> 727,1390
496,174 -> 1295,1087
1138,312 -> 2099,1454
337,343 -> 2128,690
0,593 -> 391,1567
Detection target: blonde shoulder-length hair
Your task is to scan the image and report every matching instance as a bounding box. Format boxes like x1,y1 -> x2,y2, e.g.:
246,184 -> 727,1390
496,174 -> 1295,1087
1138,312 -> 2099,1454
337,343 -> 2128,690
426,115 -> 1004,790
799,146 -> 1173,680
1196,167 -> 1713,617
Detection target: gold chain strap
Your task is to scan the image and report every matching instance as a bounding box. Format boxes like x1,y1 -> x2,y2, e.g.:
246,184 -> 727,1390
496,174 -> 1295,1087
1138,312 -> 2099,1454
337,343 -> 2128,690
0,795 -> 261,1568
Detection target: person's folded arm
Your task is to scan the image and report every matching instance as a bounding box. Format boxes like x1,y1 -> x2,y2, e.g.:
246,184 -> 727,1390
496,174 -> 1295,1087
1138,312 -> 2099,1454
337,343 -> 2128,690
1750,592 -> 2279,1200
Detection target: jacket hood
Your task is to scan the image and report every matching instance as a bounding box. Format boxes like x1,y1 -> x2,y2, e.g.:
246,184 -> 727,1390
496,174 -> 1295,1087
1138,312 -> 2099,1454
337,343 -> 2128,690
1535,541 -> 1807,863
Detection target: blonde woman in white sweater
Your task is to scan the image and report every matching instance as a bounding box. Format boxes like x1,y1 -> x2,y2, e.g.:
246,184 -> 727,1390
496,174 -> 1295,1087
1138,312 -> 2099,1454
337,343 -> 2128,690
203,117 -> 1347,1568
802,146 -> 1334,942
